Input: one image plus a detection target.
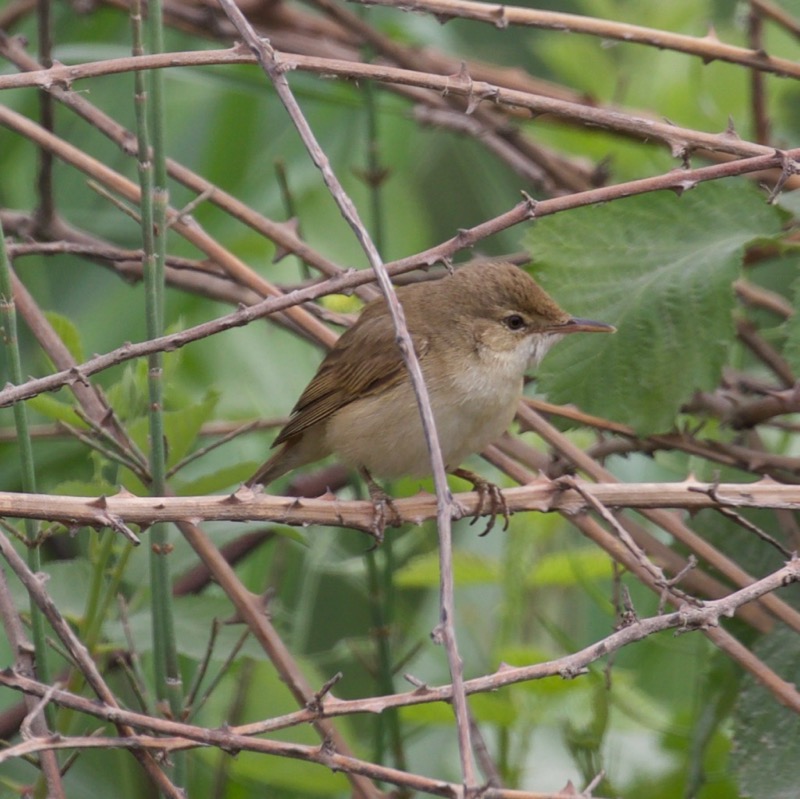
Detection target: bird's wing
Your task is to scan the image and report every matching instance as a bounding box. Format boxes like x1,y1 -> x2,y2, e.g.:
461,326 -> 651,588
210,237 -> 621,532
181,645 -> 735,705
273,299 -> 430,446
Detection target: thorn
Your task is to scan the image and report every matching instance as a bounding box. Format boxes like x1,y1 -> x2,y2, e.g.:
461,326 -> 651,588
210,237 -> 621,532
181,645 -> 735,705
489,4 -> 508,29
224,484 -> 254,503
669,179 -> 698,196
453,228 -> 472,248
443,61 -> 471,99
556,779 -> 578,796
430,622 -> 445,645
465,94 -> 481,115
307,673 -> 342,714
518,191 -> 538,219
668,140 -> 690,160
723,116 -> 740,138
403,673 -> 430,690
318,735 -> 336,756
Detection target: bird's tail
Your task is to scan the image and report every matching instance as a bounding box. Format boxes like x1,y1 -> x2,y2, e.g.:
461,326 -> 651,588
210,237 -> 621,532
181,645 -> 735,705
246,434 -> 328,487
246,444 -> 294,487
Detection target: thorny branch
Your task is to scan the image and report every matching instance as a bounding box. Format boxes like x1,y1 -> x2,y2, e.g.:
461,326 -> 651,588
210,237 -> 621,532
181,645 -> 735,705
216,0 -> 477,785
4,477 -> 800,529
1,558 -> 798,748
1,0 -> 800,794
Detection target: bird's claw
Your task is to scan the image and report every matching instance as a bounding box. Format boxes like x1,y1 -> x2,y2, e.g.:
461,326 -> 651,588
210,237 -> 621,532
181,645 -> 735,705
452,468 -> 510,535
368,494 -> 402,545
361,468 -> 401,546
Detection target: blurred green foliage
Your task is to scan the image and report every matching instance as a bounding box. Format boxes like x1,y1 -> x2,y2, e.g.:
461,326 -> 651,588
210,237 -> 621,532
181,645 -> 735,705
1,1 -> 800,798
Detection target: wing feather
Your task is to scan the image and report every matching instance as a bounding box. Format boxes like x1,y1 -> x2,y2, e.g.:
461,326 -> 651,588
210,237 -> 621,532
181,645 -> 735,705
274,299 -> 430,446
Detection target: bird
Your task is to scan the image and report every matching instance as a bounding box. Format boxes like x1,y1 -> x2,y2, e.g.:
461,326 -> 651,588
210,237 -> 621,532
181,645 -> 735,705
247,261 -> 613,530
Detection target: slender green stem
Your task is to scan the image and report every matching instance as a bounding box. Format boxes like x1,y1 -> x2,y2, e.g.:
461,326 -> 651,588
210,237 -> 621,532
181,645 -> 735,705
82,531 -> 135,652
274,159 -> 310,279
363,77 -> 386,255
0,223 -> 53,726
34,0 -> 55,228
360,60 -> 407,773
364,548 -> 407,771
364,550 -> 387,759
131,0 -> 184,778
58,530 -> 128,737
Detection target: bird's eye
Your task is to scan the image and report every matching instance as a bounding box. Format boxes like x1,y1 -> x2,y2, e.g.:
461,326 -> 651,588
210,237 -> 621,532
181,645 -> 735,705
504,314 -> 526,331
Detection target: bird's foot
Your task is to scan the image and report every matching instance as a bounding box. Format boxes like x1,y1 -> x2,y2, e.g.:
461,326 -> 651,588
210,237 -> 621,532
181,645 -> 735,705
360,468 -> 401,544
451,467 -> 510,536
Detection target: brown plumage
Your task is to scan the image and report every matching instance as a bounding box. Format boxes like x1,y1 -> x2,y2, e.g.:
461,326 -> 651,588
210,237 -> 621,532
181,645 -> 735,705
248,261 -> 613,488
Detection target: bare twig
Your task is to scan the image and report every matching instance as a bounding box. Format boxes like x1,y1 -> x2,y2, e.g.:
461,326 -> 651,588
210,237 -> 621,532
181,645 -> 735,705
351,0 -> 800,80
1,144 -> 798,413
747,7 -> 770,144
0,528 -> 188,798
3,557 -> 798,736
4,476 -> 800,530
217,0 -> 476,786
0,46 -> 796,160
174,517 -> 384,799
0,567 -> 65,799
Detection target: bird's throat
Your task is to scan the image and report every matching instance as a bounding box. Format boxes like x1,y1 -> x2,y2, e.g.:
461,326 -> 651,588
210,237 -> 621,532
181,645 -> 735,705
526,332 -> 563,369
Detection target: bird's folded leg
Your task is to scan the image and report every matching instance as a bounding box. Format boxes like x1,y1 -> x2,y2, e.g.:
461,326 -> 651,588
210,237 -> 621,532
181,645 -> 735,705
360,468 -> 402,544
451,467 -> 510,536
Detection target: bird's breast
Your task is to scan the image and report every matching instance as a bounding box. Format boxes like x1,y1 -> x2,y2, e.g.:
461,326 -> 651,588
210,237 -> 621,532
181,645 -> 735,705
324,354 -> 525,479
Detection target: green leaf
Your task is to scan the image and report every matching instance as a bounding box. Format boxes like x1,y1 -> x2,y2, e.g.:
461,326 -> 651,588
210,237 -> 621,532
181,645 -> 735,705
528,180 -> 785,432
733,626 -> 800,798
162,389 -> 219,467
784,275 -> 800,374
105,360 -> 150,422
53,479 -> 119,497
395,550 -> 500,587
192,660 -> 350,793
176,461 -> 260,495
402,691 -> 517,726
125,392 -> 219,467
527,549 -> 613,587
6,560 -> 95,622
395,546 -> 611,589
104,596 -> 279,661
43,311 -> 86,364
27,393 -> 83,426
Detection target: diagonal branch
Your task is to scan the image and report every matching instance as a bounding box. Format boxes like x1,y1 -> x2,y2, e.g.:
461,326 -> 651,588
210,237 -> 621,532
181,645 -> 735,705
216,0 -> 476,785
350,0 -> 800,80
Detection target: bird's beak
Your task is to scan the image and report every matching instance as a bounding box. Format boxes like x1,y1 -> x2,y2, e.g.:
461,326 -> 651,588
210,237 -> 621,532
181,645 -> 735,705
559,317 -> 616,334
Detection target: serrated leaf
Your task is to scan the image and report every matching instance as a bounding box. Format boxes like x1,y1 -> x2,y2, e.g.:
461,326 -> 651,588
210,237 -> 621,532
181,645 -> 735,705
733,627 -> 800,798
105,360 -> 150,421
528,181 -> 785,432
